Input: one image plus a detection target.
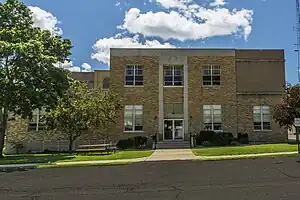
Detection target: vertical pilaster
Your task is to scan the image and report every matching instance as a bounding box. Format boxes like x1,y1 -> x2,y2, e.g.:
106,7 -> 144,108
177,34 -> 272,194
158,64 -> 164,141
183,58 -> 189,140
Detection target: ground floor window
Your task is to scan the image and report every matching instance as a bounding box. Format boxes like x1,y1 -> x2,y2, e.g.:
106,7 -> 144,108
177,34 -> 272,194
29,108 -> 46,131
124,105 -> 143,131
253,105 -> 271,130
203,105 -> 222,131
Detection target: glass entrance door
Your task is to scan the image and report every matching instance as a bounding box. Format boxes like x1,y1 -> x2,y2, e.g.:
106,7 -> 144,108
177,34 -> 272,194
164,119 -> 184,140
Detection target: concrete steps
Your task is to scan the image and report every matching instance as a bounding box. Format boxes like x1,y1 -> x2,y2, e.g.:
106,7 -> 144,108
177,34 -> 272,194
156,140 -> 190,149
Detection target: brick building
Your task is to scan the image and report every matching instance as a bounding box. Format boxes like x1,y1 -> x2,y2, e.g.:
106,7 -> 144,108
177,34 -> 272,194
108,48 -> 287,143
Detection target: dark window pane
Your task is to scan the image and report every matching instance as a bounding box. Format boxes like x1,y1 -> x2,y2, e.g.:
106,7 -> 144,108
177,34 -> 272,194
213,123 -> 222,130
126,69 -> 134,76
212,69 -> 220,75
254,122 -> 262,130
203,76 -> 212,81
203,69 -> 211,75
164,76 -> 173,82
203,81 -> 212,85
212,81 -> 221,85
164,81 -> 173,86
135,81 -> 143,86
212,76 -> 220,81
126,76 -> 134,81
263,122 -> 271,130
174,76 -> 182,81
135,125 -> 143,131
174,81 -> 183,86
125,81 -> 134,85
135,68 -> 143,76
135,76 -> 143,81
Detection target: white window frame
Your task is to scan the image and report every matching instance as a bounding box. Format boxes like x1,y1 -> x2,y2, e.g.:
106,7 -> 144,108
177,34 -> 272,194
124,105 -> 144,132
30,108 -> 46,131
203,105 -> 222,131
124,65 -> 144,86
202,64 -> 221,86
253,105 -> 271,131
163,65 -> 184,87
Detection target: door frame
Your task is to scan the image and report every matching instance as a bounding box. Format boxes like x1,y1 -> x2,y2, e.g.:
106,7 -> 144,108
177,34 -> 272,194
163,119 -> 184,141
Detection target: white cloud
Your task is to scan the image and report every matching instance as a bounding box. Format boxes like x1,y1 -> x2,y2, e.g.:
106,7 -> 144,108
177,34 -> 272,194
91,34 -> 175,64
115,1 -> 121,7
209,0 -> 227,7
123,0 -> 253,41
29,6 -> 63,35
54,61 -> 92,72
154,0 -> 192,9
81,63 -> 92,72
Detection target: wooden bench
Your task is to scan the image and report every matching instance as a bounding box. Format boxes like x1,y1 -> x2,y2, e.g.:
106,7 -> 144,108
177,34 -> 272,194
75,144 -> 117,154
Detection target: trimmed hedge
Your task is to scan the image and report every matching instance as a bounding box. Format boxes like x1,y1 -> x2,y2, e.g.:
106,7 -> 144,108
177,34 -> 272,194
116,136 -> 148,149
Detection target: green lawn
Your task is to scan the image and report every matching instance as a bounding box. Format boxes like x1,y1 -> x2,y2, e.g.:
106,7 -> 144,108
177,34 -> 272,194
193,144 -> 298,156
0,150 -> 153,165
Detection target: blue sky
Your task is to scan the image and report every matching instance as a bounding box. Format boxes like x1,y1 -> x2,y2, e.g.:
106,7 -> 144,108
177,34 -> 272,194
15,0 -> 298,83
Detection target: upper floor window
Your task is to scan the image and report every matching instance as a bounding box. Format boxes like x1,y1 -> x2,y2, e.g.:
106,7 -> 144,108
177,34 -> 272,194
164,65 -> 183,86
203,65 -> 221,85
29,108 -> 46,131
253,105 -> 271,130
124,105 -> 143,131
203,105 -> 222,131
125,65 -> 143,86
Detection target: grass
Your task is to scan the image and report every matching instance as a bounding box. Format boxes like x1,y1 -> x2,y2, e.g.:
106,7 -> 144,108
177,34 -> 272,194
192,144 -> 298,156
198,153 -> 300,161
0,150 -> 153,165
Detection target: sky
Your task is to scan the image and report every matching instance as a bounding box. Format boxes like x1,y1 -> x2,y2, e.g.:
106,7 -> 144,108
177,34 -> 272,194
5,0 -> 298,83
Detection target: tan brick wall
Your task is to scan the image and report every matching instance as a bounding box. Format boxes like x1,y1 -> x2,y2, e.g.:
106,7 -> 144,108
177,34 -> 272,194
237,94 -> 287,143
188,56 -> 238,134
110,56 -> 159,139
164,87 -> 184,103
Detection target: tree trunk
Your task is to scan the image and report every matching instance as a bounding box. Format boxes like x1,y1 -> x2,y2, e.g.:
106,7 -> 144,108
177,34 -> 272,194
0,107 -> 8,158
68,136 -> 74,154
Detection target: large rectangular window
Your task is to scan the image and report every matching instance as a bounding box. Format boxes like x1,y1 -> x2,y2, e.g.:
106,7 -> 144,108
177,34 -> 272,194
28,108 -> 46,131
202,65 -> 221,85
164,65 -> 183,86
253,105 -> 271,130
124,105 -> 143,131
203,105 -> 222,131
125,65 -> 143,86
164,103 -> 184,119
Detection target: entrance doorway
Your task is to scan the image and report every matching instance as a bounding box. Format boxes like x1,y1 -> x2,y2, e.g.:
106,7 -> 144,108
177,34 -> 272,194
163,119 -> 184,140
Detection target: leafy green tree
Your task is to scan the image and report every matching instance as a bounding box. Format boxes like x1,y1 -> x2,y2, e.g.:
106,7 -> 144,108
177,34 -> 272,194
86,89 -> 122,143
46,81 -> 121,153
273,83 -> 300,129
0,0 -> 72,157
46,81 -> 89,152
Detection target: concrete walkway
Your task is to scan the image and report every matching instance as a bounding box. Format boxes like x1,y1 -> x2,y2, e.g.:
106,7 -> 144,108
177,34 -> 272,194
145,149 -> 197,161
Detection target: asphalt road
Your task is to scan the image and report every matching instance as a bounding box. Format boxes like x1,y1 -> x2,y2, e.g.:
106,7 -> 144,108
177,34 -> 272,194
1,157 -> 300,200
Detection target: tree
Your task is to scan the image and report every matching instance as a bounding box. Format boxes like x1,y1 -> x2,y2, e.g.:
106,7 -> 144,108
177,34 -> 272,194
45,81 -> 121,153
45,81 -> 89,153
0,0 -> 72,156
273,83 -> 300,129
86,89 -> 121,143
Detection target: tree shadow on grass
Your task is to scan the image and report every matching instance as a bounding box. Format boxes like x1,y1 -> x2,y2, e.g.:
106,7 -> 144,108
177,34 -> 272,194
0,154 -> 75,165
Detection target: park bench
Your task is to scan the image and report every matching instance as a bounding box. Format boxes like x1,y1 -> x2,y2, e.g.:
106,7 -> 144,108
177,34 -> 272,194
75,144 -> 117,154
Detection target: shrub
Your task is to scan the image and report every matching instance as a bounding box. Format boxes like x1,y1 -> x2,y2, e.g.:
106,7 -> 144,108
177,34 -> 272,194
237,133 -> 249,144
133,136 -> 148,148
116,138 -> 134,149
195,130 -> 215,145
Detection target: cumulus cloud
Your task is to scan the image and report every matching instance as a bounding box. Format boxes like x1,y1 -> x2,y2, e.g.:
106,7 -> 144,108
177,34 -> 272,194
209,0 -> 227,7
91,34 -> 175,64
119,0 -> 253,41
29,6 -> 63,35
54,61 -> 92,72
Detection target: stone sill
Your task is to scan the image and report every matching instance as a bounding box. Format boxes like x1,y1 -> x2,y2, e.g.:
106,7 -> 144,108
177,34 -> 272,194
123,131 -> 145,133
124,85 -> 144,88
163,86 -> 184,88
253,130 -> 272,132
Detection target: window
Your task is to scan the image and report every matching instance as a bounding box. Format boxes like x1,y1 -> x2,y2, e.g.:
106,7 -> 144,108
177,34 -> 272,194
102,77 -> 109,89
29,108 -> 46,131
164,103 -> 184,119
164,65 -> 183,86
124,105 -> 143,131
202,65 -> 221,85
203,105 -> 222,131
125,65 -> 143,86
253,106 -> 271,130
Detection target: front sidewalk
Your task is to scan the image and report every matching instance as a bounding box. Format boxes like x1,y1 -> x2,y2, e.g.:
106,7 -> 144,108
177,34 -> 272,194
0,150 -> 298,169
